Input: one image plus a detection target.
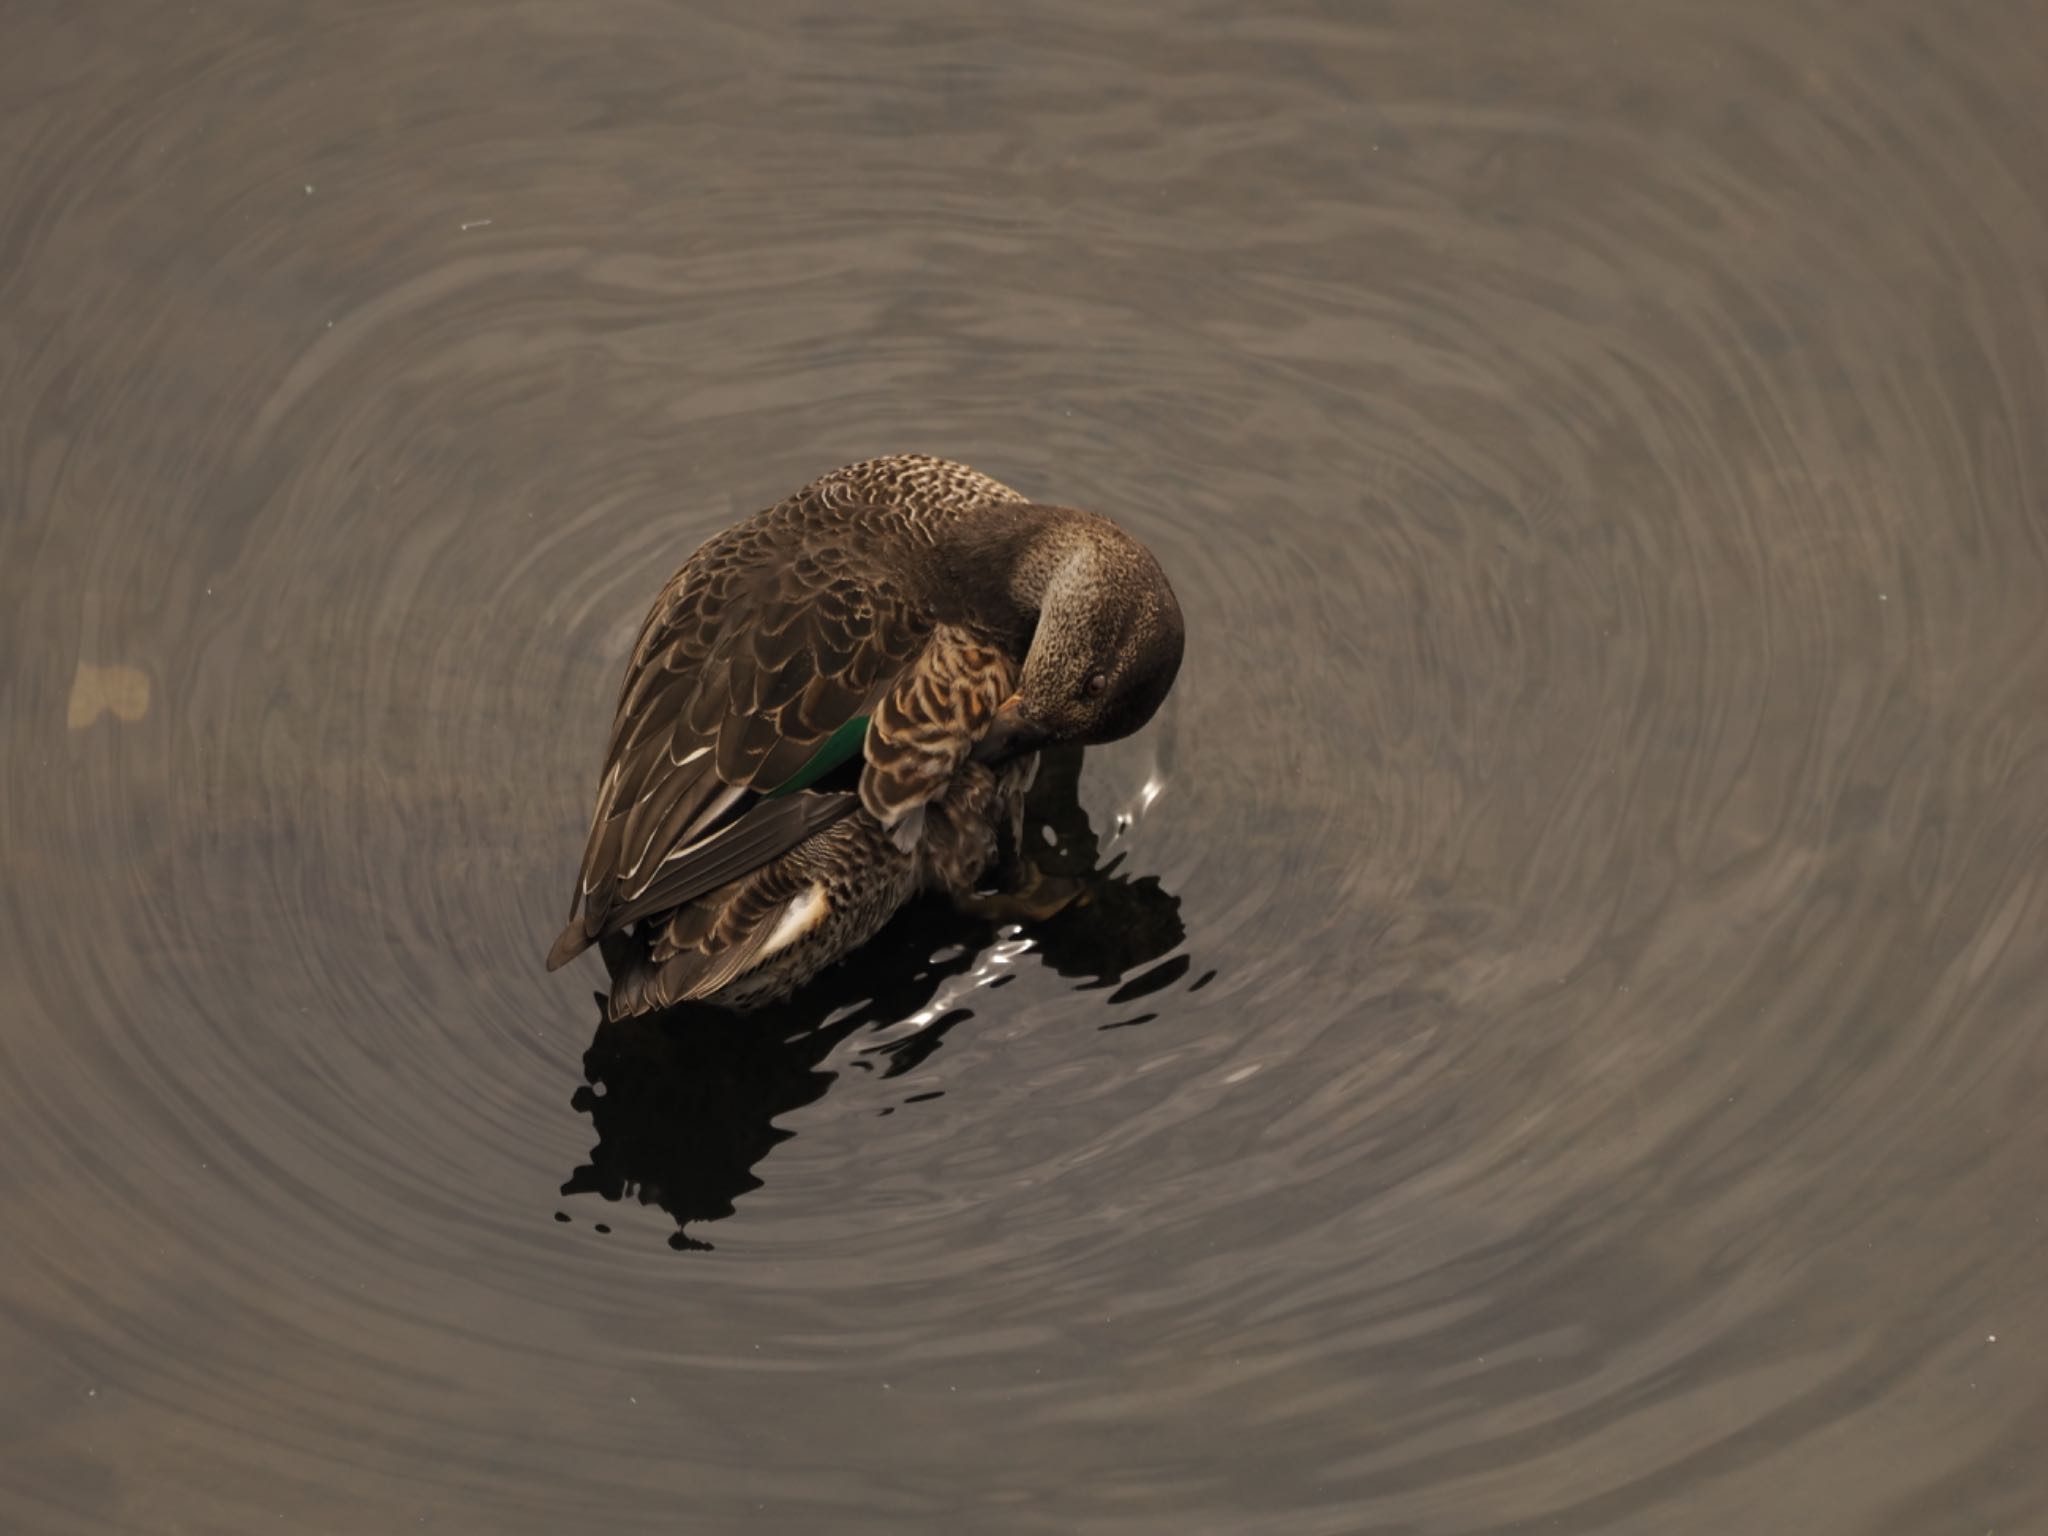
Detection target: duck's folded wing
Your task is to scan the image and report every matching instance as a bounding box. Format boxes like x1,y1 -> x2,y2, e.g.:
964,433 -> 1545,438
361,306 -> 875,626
581,789 -> 857,942
546,527 -> 925,970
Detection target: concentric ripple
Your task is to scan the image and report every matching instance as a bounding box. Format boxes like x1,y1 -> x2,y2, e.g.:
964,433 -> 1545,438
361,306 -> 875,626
5,1 -> 2048,1532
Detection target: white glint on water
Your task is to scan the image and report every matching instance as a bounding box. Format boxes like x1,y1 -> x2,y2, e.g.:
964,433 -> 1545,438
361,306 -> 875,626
910,936 -> 1038,1030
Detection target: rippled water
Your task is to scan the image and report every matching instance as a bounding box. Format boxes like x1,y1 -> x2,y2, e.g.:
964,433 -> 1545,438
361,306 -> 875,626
7,1 -> 2048,1531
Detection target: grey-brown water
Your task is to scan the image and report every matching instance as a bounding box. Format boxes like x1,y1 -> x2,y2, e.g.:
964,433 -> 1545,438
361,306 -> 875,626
5,1 -> 2047,1530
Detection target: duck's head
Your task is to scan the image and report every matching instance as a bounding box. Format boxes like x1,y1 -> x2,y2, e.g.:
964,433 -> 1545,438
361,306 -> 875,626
972,510 -> 1185,762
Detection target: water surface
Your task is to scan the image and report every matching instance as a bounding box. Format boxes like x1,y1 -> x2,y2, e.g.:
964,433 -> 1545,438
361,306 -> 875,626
5,1 -> 2048,1531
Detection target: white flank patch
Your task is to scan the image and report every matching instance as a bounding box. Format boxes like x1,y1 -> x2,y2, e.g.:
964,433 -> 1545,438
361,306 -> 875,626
889,805 -> 927,852
760,884 -> 830,957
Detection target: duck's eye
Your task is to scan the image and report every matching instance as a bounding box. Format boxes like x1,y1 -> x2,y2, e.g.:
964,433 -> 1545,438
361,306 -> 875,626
1084,671 -> 1109,699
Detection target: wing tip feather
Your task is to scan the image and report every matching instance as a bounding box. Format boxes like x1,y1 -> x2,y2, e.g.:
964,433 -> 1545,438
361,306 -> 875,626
545,923 -> 592,971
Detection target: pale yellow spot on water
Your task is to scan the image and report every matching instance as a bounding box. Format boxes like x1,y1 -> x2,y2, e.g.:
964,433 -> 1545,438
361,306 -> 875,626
67,662 -> 151,729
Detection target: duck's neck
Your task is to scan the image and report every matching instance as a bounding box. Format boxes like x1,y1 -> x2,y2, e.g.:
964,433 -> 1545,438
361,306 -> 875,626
928,505 -> 1100,649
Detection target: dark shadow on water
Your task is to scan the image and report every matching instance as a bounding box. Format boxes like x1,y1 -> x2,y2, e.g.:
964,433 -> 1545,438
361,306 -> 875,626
557,746 -> 1192,1249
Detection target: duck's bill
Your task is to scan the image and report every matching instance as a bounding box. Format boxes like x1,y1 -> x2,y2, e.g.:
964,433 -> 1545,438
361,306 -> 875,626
972,696 -> 1049,763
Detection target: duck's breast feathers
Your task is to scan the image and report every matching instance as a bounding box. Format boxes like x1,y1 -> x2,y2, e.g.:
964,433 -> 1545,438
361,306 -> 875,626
861,625 -> 1018,826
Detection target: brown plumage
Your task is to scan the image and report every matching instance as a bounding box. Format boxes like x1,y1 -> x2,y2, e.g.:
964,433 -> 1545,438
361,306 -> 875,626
548,455 -> 1184,1016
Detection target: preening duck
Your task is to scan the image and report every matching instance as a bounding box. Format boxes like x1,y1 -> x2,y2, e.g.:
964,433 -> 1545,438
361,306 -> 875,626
547,455 -> 1184,1017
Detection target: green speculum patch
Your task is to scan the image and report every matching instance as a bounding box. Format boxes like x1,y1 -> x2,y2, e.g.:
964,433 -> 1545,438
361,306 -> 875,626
765,714 -> 870,798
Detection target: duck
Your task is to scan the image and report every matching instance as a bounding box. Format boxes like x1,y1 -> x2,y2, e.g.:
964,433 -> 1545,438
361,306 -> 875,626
545,454 -> 1185,1017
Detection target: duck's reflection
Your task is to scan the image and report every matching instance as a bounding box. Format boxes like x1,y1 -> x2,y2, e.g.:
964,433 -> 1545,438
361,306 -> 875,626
559,747 -> 1189,1248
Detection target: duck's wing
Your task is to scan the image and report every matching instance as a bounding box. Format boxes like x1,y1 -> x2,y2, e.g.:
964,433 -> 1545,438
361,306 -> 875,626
600,628 -> 1023,1017
546,515 -> 928,971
